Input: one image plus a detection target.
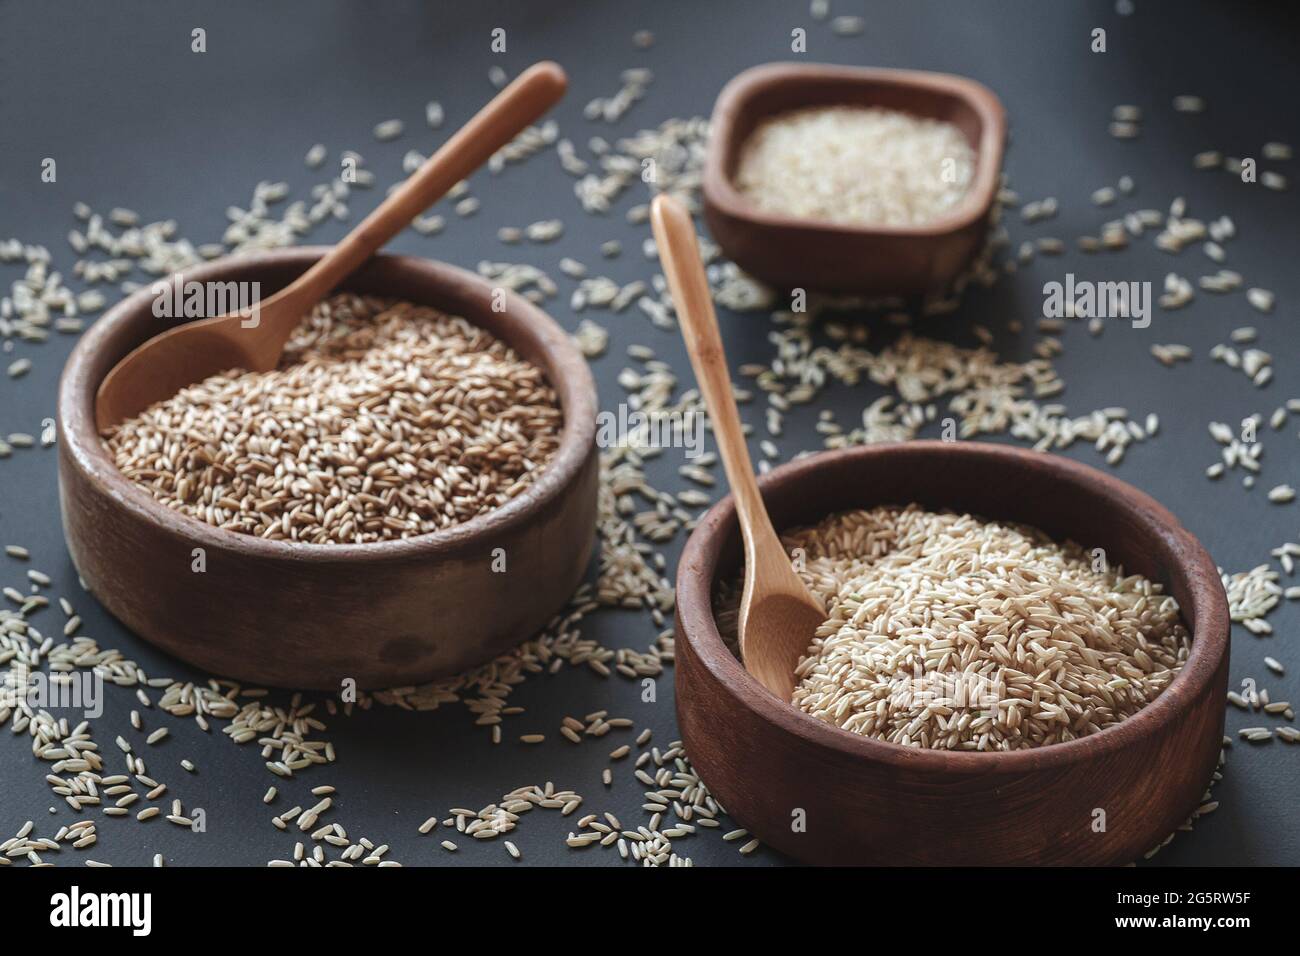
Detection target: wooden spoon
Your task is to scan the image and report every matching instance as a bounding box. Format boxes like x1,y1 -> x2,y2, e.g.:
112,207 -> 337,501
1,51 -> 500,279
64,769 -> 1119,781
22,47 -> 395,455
650,194 -> 826,701
95,61 -> 568,430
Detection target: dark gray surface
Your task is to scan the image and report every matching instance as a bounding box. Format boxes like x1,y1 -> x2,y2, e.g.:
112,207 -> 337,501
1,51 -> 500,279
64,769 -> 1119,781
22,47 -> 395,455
1,0 -> 1297,866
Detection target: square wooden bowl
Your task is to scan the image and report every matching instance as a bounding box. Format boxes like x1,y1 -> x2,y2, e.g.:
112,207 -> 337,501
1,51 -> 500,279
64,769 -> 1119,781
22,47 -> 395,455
702,62 -> 1006,296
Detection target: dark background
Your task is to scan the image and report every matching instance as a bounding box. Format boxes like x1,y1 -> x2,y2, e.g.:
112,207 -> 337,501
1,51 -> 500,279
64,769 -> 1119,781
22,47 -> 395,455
1,0 -> 1297,866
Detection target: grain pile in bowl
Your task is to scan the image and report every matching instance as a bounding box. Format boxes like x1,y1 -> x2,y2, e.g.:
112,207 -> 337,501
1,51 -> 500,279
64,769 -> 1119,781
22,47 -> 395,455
716,504 -> 1190,751
101,293 -> 563,543
733,105 -> 975,226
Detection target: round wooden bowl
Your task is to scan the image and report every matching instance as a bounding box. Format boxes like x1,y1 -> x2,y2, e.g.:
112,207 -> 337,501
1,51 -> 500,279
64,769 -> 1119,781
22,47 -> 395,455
58,248 -> 598,690
675,442 -> 1229,866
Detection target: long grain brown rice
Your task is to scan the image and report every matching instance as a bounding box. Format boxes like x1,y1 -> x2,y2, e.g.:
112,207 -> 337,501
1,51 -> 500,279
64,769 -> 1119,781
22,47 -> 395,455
102,294 -> 563,543
734,106 -> 976,226
718,505 -> 1190,751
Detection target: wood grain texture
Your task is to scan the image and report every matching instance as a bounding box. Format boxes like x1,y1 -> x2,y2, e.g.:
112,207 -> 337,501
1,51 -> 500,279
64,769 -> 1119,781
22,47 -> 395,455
702,62 -> 1007,295
59,248 -> 598,690
674,442 -> 1230,865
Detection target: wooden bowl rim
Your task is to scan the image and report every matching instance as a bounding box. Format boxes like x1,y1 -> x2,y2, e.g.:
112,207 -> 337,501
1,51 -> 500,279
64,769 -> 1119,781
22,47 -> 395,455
58,247 -> 597,563
675,441 -> 1230,775
702,61 -> 1007,240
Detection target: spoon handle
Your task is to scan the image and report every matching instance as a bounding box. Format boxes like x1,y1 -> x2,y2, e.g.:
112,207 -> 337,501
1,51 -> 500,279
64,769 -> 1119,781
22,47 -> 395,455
650,194 -> 782,555
284,61 -> 568,311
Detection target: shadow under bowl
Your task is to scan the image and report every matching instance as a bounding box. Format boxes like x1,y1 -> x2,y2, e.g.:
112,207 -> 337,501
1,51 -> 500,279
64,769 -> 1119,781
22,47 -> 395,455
674,441 -> 1229,865
57,248 -> 599,690
702,62 -> 1007,296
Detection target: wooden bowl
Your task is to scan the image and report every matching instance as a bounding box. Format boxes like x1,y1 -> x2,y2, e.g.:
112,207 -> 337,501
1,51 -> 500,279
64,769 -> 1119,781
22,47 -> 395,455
675,442 -> 1229,865
58,248 -> 599,690
702,62 -> 1006,295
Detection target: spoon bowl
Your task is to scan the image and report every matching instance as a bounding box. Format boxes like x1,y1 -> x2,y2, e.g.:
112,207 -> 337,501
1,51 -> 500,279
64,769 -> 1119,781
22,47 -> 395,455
94,304 -> 290,429
738,592 -> 828,701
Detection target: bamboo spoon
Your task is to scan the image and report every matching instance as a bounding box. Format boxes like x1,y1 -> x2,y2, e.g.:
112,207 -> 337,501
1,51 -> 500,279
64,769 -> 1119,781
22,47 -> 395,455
94,61 -> 568,430
650,194 -> 825,701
